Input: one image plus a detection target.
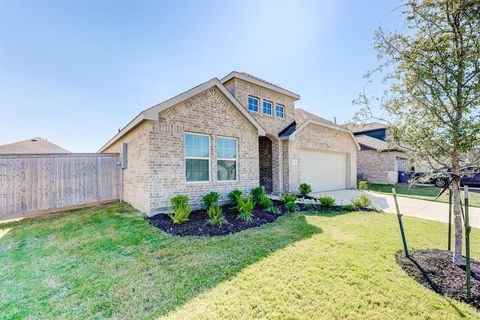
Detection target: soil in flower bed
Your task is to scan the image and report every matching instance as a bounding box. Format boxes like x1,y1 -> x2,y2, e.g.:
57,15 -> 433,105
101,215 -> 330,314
296,194 -> 318,201
148,200 -> 285,237
148,200 -> 373,237
396,249 -> 480,309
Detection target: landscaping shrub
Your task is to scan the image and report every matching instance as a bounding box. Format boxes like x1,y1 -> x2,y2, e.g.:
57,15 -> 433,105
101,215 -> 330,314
318,196 -> 336,207
281,194 -> 297,204
304,202 -> 317,210
203,191 -> 220,209
351,194 -> 372,209
207,205 -> 225,226
267,206 -> 280,216
258,194 -> 273,208
343,204 -> 356,211
235,195 -> 256,221
358,180 -> 368,190
299,183 -> 312,197
281,194 -> 298,213
228,189 -> 243,203
250,186 -> 266,201
285,202 -> 298,213
169,195 -> 191,224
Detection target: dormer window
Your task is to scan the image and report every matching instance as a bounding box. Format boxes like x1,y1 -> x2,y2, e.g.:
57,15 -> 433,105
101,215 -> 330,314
262,100 -> 272,115
248,96 -> 259,112
275,104 -> 285,118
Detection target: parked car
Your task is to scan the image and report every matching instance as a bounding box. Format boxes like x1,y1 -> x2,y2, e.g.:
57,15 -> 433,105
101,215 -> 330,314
431,167 -> 480,188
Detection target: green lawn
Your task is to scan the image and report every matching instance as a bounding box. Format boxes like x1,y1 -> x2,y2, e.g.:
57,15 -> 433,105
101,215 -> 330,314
1,203 -> 479,319
369,183 -> 480,207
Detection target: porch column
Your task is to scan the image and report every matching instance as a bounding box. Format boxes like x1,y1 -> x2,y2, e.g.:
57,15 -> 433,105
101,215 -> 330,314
271,137 -> 282,194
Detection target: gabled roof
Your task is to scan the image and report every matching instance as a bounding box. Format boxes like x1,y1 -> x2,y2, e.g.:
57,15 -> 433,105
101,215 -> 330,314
0,137 -> 70,154
295,108 -> 337,128
355,134 -> 405,152
98,78 -> 266,152
221,71 -> 300,100
278,121 -> 297,137
279,108 -> 340,137
355,135 -> 391,151
279,108 -> 360,150
343,122 -> 388,134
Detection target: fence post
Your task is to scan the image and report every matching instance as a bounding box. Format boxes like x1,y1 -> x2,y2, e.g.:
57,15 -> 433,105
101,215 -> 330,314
448,187 -> 452,251
392,188 -> 409,258
464,185 -> 471,300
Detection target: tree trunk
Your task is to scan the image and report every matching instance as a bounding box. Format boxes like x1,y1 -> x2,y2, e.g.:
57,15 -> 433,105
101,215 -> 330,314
452,176 -> 463,266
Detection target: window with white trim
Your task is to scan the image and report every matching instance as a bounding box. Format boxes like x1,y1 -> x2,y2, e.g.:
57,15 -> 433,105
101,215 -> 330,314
185,133 -> 210,182
248,96 -> 259,112
217,137 -> 237,181
263,100 -> 272,115
275,104 -> 285,118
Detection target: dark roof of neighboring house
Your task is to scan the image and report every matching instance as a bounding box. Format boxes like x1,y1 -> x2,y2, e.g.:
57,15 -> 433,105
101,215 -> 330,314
343,122 -> 389,134
355,134 -> 391,151
0,137 -> 70,154
355,134 -> 406,153
279,108 -> 347,137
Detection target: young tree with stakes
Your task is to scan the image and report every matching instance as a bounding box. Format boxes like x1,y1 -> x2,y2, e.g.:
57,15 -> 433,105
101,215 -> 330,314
354,0 -> 480,266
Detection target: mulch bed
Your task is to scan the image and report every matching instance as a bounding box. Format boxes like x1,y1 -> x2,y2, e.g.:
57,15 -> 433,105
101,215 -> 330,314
396,249 -> 480,309
296,194 -> 318,201
148,200 -> 374,237
148,200 -> 285,237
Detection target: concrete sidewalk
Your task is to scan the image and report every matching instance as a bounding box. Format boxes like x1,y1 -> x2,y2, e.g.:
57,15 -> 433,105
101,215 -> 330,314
313,189 -> 480,229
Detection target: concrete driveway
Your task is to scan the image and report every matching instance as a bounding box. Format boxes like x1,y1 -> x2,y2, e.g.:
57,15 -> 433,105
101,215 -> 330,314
313,189 -> 480,229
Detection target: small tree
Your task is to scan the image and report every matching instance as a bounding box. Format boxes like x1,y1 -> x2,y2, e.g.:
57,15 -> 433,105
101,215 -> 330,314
354,0 -> 480,265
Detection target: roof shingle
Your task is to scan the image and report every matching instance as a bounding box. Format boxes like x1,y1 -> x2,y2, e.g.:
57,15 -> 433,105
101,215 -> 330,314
0,137 -> 70,154
343,122 -> 388,133
355,134 -> 392,151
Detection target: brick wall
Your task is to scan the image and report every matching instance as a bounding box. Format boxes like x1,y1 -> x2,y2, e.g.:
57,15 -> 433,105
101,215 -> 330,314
285,123 -> 358,192
103,121 -> 153,213
271,136 -> 283,194
357,150 -> 405,184
282,140 -> 291,192
149,86 -> 259,214
102,76 -> 361,214
223,78 -> 295,136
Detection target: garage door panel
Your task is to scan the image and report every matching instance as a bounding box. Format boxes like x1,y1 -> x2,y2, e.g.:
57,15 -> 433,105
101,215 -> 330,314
299,150 -> 347,192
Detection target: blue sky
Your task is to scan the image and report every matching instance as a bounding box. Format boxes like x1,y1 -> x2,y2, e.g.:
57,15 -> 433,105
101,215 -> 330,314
0,0 -> 404,152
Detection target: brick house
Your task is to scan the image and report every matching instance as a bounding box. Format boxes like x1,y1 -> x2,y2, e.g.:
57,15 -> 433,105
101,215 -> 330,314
346,122 -> 408,184
99,72 -> 359,215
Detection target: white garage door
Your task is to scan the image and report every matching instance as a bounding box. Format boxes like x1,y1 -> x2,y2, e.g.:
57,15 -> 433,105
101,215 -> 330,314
299,149 -> 348,192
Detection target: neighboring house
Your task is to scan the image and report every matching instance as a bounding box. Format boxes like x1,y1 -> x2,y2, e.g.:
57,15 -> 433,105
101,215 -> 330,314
0,137 -> 70,154
345,122 -> 407,184
99,71 -> 359,215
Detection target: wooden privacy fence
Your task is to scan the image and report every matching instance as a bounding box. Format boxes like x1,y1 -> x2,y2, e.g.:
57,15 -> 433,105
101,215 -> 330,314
0,153 -> 121,219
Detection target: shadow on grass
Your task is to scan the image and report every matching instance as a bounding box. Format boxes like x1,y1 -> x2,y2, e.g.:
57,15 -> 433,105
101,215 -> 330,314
302,209 -> 363,218
147,213 -> 323,318
407,256 -> 444,294
410,256 -> 470,318
397,253 -> 469,318
0,205 -> 323,319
